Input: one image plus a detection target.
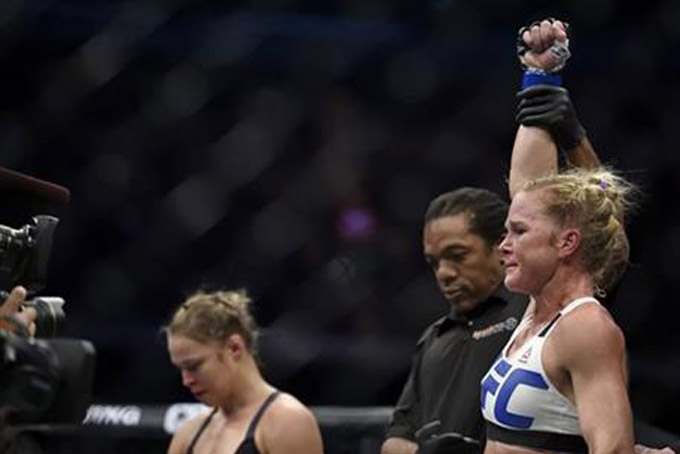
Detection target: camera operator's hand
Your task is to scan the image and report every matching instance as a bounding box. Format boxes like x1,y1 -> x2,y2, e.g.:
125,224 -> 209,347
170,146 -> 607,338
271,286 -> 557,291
0,286 -> 37,337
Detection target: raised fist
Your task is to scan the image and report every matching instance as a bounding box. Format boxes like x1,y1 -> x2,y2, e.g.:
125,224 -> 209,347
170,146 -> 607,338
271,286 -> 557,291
517,18 -> 570,72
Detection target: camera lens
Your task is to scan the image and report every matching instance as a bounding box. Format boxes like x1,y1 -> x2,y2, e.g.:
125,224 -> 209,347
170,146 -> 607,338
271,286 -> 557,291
22,297 -> 65,338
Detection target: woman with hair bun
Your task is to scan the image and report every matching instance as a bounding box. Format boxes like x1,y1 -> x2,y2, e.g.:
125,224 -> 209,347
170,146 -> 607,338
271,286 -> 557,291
481,168 -> 636,454
164,289 -> 323,454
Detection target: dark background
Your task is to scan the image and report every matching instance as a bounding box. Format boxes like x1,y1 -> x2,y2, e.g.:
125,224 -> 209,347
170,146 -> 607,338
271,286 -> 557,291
1,0 -> 679,436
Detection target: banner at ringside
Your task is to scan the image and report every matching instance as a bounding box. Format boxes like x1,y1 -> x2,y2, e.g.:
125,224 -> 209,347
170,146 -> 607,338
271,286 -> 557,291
164,403 -> 211,434
80,403 -> 393,437
83,403 -> 210,434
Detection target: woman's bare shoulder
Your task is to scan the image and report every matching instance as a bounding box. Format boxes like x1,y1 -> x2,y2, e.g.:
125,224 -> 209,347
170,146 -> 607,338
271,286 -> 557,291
551,302 -> 625,365
167,409 -> 214,454
258,392 -> 323,453
266,393 -> 316,420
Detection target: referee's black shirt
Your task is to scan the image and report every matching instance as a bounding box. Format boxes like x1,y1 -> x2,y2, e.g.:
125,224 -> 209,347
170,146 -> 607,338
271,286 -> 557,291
385,286 -> 528,445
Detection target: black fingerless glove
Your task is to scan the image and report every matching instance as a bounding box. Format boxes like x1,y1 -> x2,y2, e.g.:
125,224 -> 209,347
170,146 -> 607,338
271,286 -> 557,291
516,84 -> 586,150
516,19 -> 544,70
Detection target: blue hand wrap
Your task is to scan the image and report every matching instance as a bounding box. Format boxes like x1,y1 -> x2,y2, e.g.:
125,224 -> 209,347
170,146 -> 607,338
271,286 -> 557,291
522,70 -> 562,89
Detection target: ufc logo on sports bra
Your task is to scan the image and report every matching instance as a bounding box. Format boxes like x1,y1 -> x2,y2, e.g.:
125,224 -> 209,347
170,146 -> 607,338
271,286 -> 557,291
480,358 -> 548,429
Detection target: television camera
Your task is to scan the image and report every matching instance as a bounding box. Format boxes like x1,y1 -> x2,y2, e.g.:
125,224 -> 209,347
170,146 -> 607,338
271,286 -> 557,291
0,171 -> 95,450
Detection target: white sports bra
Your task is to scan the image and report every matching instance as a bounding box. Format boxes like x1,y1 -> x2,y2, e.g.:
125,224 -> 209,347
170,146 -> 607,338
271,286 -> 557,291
480,297 -> 599,452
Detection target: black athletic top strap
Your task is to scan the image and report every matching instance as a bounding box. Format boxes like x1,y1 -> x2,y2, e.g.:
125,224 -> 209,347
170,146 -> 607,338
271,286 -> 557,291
185,391 -> 281,454
538,312 -> 562,337
244,391 -> 281,439
187,407 -> 218,454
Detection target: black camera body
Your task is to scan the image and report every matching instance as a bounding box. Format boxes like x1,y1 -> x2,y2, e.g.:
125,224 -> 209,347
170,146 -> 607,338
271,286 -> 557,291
0,213 -> 96,432
0,331 -> 95,424
0,215 -> 65,338
20,297 -> 65,340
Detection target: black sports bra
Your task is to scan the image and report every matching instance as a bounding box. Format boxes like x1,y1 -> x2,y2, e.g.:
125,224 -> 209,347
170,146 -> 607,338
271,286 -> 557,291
186,391 -> 281,454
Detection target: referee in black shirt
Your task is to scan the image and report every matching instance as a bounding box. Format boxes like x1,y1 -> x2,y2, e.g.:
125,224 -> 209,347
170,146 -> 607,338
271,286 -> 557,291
381,188 -> 528,454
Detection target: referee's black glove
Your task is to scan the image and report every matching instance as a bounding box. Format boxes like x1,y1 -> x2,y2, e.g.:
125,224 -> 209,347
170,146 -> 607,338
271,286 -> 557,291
415,421 -> 481,454
417,433 -> 481,454
516,84 -> 586,151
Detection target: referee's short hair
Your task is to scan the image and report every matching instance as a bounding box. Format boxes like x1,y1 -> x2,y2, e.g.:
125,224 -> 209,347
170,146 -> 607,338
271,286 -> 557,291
424,188 -> 508,248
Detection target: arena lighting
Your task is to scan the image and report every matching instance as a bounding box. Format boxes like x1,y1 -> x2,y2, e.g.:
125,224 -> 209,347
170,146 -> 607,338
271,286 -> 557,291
336,205 -> 378,241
